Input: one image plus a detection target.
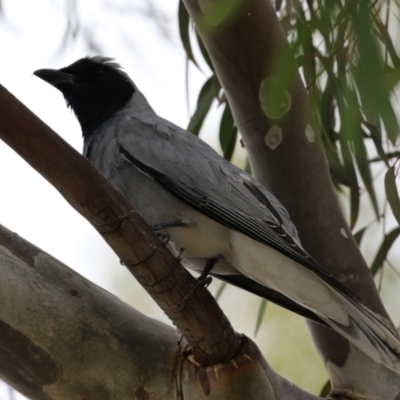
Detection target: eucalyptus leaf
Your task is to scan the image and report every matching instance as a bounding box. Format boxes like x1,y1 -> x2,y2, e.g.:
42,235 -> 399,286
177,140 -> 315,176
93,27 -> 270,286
370,227 -> 400,276
219,103 -> 237,161
319,380 -> 331,397
254,299 -> 268,337
353,226 -> 368,246
178,0 -> 198,67
187,76 -> 215,136
385,167 -> 400,226
351,129 -> 379,218
215,282 -> 227,302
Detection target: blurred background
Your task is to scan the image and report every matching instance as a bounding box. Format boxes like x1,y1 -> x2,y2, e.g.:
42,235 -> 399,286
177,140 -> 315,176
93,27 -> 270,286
1,1 -> 400,398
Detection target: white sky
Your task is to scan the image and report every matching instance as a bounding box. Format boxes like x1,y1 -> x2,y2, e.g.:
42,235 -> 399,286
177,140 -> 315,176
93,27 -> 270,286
1,1 -> 399,398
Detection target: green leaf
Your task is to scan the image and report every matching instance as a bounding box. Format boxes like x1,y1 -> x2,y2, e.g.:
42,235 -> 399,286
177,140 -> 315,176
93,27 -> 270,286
215,282 -> 226,301
353,226 -> 368,246
351,129 -> 379,218
178,0 -> 198,67
339,130 -> 360,228
187,76 -> 215,136
374,18 -> 400,69
385,167 -> 400,226
337,84 -> 361,228
254,299 -> 268,337
382,66 -> 400,92
320,81 -> 336,140
219,104 -> 237,161
370,227 -> 400,276
365,123 -> 388,165
319,380 -> 331,397
351,2 -> 399,143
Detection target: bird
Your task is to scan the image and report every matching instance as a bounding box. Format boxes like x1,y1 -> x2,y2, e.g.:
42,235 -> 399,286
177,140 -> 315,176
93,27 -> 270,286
34,56 -> 400,373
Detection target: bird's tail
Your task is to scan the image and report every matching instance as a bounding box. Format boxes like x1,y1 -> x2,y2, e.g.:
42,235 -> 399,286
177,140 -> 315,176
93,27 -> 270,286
321,285 -> 400,374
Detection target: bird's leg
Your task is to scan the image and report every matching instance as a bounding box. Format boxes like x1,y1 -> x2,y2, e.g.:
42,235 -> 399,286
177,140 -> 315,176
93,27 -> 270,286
197,258 -> 218,287
150,219 -> 190,246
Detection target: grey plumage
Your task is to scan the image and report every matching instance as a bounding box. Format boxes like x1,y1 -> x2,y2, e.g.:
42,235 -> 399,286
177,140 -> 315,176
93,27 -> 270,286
34,56 -> 400,373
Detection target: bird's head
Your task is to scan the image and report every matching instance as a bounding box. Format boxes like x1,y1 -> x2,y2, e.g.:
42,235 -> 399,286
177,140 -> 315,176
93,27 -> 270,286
34,56 -> 135,136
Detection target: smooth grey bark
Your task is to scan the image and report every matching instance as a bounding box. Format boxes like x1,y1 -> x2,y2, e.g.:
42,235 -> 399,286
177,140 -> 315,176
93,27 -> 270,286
0,224 -> 178,399
182,0 -> 400,398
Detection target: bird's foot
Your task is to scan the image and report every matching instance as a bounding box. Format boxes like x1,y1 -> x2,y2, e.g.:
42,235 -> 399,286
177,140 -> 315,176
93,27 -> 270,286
198,276 -> 213,288
196,258 -> 217,288
156,230 -> 170,245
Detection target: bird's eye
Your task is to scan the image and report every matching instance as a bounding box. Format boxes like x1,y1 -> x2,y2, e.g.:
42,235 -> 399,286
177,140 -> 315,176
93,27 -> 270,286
94,69 -> 104,76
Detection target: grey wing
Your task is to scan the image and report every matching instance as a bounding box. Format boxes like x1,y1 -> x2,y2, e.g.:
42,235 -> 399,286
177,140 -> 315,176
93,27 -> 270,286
116,115 -> 352,296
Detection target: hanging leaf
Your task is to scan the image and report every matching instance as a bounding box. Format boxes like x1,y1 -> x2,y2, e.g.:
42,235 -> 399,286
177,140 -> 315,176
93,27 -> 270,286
215,282 -> 227,301
353,226 -> 368,246
370,227 -> 400,276
351,129 -> 379,218
365,122 -> 388,166
339,130 -> 360,228
219,103 -> 237,161
178,0 -> 198,67
351,2 -> 399,143
337,84 -> 361,228
254,299 -> 268,337
385,167 -> 400,226
319,380 -> 331,397
374,16 -> 400,69
187,76 -> 215,136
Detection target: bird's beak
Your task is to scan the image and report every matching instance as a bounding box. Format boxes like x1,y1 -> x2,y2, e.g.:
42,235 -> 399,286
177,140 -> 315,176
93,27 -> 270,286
33,69 -> 76,90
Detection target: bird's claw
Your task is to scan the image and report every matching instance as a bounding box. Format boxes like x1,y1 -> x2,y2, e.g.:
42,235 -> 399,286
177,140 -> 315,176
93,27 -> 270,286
156,230 -> 170,245
197,276 -> 212,288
